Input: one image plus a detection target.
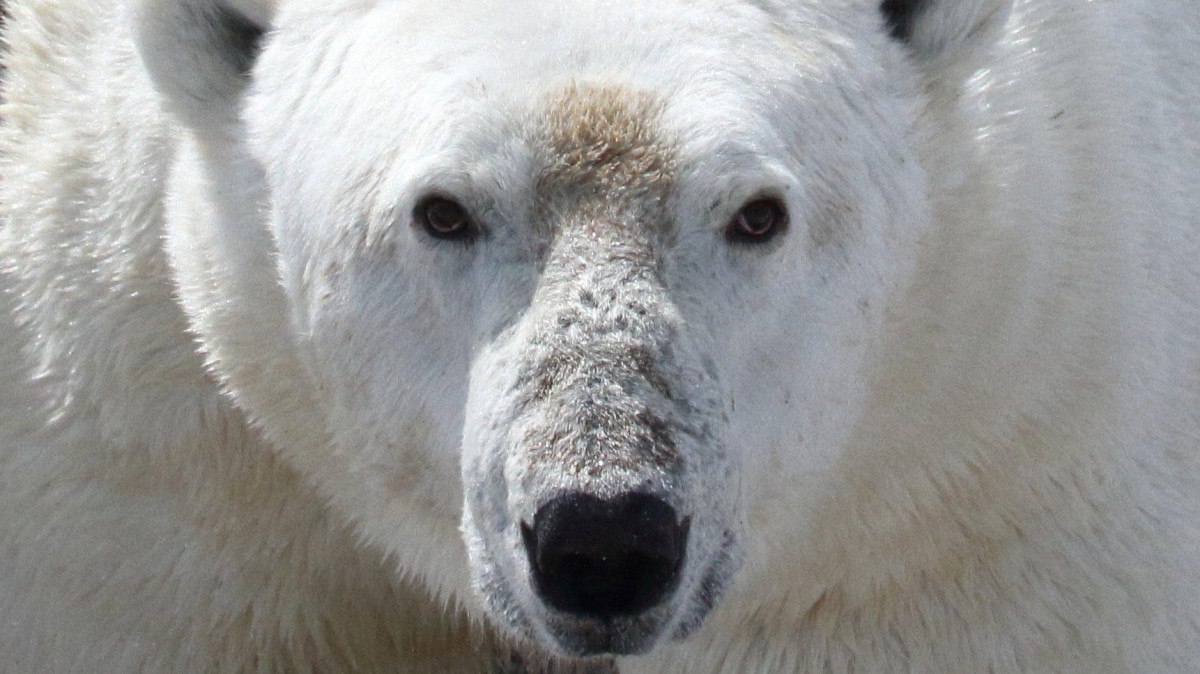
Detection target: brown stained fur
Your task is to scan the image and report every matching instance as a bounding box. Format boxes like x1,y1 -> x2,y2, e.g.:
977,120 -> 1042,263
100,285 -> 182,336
521,398 -> 681,478
533,83 -> 676,229
504,84 -> 688,478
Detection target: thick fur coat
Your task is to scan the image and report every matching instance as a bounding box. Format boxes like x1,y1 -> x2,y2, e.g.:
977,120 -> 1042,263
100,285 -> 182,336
1,0 -> 1198,671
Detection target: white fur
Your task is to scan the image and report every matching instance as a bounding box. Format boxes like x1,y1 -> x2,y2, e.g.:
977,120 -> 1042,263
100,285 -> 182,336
1,0 -> 1198,670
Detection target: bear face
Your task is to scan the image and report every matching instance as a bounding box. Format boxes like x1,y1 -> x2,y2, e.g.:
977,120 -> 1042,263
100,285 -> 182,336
152,0 -> 946,660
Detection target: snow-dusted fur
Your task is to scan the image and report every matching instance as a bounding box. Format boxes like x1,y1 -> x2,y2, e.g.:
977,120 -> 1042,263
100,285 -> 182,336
2,0 -> 1199,671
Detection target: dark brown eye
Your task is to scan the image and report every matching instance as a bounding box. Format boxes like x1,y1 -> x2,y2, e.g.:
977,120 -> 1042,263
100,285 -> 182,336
728,198 -> 787,243
415,196 -> 475,240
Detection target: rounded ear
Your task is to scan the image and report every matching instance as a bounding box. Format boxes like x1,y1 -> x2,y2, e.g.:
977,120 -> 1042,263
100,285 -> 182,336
133,0 -> 276,129
882,0 -> 1011,70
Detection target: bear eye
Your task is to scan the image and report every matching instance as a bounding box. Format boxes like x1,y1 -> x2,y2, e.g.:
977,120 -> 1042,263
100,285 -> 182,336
414,196 -> 476,241
727,198 -> 788,244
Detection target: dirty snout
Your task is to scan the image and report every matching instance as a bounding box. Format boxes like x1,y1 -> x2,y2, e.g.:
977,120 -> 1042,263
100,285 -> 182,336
463,228 -> 742,657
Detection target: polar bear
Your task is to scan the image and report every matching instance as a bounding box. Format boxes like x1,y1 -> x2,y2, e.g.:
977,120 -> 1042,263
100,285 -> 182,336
2,0 -> 1200,671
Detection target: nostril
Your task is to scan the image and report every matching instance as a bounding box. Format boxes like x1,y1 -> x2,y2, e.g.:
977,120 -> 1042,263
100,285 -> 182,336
522,492 -> 689,618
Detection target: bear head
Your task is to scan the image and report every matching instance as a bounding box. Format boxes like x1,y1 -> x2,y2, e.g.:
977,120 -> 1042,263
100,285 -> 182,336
135,0 -> 1009,660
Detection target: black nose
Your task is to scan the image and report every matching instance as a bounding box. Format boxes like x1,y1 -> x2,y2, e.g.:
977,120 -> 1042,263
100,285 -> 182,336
522,492 -> 689,619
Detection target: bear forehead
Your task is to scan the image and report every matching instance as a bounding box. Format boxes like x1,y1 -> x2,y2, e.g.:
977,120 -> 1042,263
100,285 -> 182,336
531,83 -> 677,225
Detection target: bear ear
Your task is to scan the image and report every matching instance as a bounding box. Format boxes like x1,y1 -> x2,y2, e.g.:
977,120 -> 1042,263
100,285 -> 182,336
881,0 -> 1011,68
133,0 -> 276,129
